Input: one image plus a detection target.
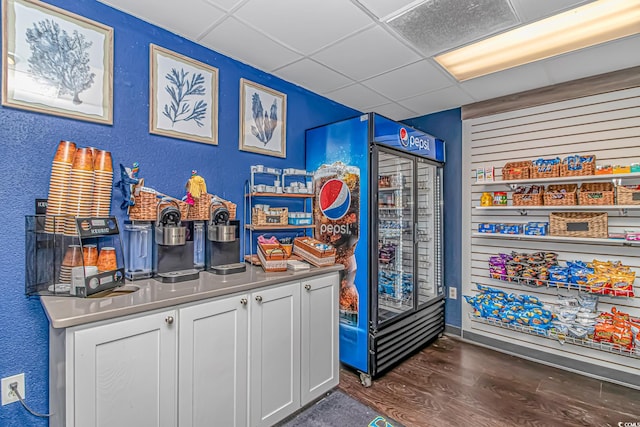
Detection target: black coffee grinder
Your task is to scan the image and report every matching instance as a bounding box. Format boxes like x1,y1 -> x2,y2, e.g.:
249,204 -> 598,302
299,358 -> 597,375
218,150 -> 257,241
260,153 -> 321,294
154,200 -> 200,283
206,199 -> 246,275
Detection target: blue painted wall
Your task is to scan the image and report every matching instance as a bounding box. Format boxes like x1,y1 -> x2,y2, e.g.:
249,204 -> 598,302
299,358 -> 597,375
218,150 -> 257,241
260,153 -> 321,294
404,108 -> 462,328
0,1 -> 359,425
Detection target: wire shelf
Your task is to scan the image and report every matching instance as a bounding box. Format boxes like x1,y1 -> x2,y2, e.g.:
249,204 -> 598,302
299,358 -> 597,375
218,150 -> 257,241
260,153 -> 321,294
469,315 -> 640,359
489,274 -> 635,298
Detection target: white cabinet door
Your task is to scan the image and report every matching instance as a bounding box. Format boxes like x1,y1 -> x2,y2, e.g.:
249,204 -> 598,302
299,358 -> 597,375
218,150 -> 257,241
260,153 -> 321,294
178,295 -> 249,427
250,282 -> 301,427
301,273 -> 339,404
73,309 -> 177,427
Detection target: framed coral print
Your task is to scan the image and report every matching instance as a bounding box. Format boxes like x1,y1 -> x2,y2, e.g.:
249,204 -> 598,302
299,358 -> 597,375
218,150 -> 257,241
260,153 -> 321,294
239,78 -> 286,158
150,44 -> 218,145
2,0 -> 113,124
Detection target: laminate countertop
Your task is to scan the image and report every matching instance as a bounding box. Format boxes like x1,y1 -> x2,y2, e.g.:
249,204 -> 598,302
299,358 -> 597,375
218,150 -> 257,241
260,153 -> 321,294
41,264 -> 343,329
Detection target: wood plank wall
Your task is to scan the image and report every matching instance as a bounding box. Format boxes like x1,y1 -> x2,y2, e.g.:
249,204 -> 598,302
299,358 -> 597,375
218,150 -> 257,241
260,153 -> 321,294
462,66 -> 640,120
462,82 -> 640,386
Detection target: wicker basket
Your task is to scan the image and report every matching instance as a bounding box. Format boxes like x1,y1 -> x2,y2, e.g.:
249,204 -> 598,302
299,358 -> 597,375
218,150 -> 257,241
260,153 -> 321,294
543,184 -> 578,206
579,182 -> 614,205
221,199 -> 237,220
513,186 -> 544,206
186,193 -> 213,220
617,185 -> 640,205
257,244 -> 288,272
128,188 -> 159,220
549,212 -> 608,238
252,207 -> 288,226
560,155 -> 596,177
530,163 -> 560,179
293,237 -> 336,267
502,161 -> 531,180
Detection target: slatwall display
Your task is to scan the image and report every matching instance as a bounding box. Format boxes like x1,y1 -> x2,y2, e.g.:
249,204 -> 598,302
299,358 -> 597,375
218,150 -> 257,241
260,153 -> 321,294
462,87 -> 640,387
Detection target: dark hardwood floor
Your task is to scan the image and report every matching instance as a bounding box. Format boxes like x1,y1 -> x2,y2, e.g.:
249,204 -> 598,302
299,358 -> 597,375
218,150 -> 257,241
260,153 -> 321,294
338,336 -> 640,427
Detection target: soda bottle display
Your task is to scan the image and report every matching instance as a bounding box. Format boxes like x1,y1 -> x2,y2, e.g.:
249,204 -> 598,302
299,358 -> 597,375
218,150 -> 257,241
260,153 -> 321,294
313,162 -> 360,325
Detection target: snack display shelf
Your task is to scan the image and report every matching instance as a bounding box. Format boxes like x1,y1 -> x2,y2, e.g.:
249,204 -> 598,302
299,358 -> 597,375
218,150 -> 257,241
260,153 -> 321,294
469,315 -> 640,359
489,275 -> 634,298
473,205 -> 640,211
472,172 -> 640,187
472,232 -> 640,246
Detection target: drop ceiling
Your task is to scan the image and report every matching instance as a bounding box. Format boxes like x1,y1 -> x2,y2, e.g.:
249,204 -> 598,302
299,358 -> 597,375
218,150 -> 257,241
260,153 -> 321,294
98,0 -> 640,121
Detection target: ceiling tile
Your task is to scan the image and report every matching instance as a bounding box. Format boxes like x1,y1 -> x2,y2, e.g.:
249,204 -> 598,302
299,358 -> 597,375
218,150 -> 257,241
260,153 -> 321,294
99,0 -> 225,41
357,0 -> 423,19
204,0 -> 244,12
387,0 -> 520,56
325,84 -> 389,110
400,86 -> 474,115
543,35 -> 640,84
362,60 -> 452,100
233,0 -> 372,54
459,62 -> 552,101
363,102 -> 419,121
272,59 -> 353,94
509,0 -> 592,22
200,17 -> 302,72
312,26 -> 421,81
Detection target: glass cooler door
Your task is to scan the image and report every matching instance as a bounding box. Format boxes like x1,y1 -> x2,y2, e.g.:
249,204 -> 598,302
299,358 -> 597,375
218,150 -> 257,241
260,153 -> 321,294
376,149 -> 415,325
416,159 -> 441,305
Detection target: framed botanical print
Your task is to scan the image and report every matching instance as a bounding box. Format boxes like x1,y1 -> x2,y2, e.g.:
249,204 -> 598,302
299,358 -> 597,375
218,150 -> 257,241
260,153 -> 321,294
2,0 -> 113,124
150,44 -> 218,145
239,78 -> 286,158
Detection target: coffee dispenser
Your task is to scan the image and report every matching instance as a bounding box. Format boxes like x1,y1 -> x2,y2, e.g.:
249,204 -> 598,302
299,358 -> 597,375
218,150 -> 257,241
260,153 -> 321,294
206,199 -> 245,274
123,221 -> 154,280
154,200 -> 200,283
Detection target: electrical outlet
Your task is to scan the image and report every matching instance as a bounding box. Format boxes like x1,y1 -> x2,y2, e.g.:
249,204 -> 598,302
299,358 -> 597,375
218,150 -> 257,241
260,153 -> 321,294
2,373 -> 25,406
448,286 -> 457,300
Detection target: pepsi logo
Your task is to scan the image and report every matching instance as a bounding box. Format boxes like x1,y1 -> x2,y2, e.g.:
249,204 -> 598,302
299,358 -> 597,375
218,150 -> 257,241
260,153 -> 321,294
399,128 -> 409,147
319,179 -> 351,220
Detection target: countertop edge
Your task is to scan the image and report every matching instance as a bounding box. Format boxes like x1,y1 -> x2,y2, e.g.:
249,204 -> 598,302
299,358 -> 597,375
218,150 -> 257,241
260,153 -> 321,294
42,264 -> 343,329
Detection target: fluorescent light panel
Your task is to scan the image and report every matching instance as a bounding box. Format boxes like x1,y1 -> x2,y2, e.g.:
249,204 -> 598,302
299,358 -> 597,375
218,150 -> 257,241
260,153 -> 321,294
434,0 -> 640,82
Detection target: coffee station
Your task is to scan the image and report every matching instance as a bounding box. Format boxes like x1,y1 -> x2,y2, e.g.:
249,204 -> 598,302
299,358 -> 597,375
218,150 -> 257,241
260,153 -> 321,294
25,141 -> 342,427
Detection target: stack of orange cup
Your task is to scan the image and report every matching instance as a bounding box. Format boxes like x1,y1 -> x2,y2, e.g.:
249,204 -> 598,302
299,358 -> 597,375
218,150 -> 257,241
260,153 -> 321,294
92,149 -> 113,217
64,147 -> 95,236
59,244 -> 83,283
45,141 -> 76,234
97,247 -> 117,272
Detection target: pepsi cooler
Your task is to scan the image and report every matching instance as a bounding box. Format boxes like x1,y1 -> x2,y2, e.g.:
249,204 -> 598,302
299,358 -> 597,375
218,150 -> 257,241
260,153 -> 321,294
306,113 -> 445,384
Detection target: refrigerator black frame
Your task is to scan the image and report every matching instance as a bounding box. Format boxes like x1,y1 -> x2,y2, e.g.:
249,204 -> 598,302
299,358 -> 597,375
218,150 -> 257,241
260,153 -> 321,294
367,116 -> 445,378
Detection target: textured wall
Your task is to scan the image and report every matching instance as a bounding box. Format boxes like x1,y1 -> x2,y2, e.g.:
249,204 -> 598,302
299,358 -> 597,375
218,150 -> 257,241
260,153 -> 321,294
0,1 -> 358,425
404,108 -> 463,327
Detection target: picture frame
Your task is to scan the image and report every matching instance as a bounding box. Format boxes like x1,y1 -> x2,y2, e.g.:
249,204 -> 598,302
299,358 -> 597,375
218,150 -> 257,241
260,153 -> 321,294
150,44 -> 218,145
239,78 -> 286,158
2,0 -> 113,124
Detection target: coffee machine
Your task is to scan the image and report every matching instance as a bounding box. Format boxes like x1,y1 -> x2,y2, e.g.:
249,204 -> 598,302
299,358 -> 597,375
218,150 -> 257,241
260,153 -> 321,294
154,200 -> 200,283
206,199 -> 245,274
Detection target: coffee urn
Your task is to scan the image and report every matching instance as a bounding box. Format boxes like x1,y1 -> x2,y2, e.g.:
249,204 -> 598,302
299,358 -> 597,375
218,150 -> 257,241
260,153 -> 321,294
206,199 -> 246,274
154,199 -> 200,283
